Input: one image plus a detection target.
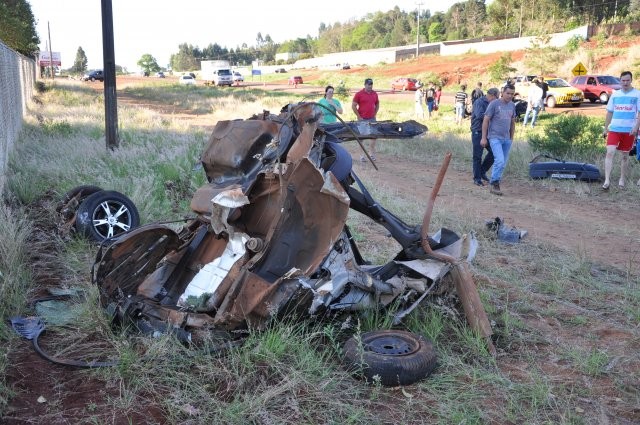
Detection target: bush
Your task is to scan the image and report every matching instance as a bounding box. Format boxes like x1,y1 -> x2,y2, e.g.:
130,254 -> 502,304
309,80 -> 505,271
566,35 -> 585,53
527,114 -> 605,158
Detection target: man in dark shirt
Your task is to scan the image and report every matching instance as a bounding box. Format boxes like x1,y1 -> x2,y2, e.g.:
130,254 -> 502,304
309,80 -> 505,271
470,87 -> 498,186
471,82 -> 484,104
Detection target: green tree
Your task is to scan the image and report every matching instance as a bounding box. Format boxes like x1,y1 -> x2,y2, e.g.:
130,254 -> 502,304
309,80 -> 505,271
170,44 -> 198,71
137,53 -> 161,74
0,0 -> 40,56
524,36 -> 563,75
428,21 -> 446,42
72,46 -> 88,73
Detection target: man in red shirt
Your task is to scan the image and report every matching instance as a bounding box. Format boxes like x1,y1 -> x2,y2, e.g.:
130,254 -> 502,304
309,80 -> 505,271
352,78 -> 380,161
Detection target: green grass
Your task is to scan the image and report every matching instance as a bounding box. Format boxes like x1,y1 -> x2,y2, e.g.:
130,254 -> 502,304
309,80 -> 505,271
2,79 -> 639,424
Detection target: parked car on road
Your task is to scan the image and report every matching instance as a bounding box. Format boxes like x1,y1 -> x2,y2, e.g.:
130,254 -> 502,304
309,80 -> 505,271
275,68 -> 287,73
570,75 -> 621,103
542,77 -> 584,107
288,75 -> 303,85
514,76 -> 583,107
233,71 -> 244,83
391,77 -> 419,91
178,75 -> 196,85
81,70 -> 104,82
155,71 -> 165,78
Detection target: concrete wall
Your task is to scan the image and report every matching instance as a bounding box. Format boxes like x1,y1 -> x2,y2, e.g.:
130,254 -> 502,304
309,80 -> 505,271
440,25 -> 589,56
291,26 -> 590,70
0,40 -> 36,192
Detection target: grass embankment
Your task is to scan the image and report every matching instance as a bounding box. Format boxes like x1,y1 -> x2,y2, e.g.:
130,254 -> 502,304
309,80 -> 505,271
0,79 -> 638,424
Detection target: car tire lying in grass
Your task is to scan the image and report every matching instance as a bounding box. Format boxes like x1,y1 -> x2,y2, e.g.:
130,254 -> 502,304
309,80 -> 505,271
75,190 -> 140,241
343,329 -> 437,386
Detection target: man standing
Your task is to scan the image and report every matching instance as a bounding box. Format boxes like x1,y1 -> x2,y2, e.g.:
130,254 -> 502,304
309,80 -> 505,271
470,88 -> 498,186
471,82 -> 484,104
414,83 -> 425,119
352,78 -> 380,161
454,84 -> 468,125
481,84 -> 516,196
523,78 -> 544,127
537,76 -> 549,111
602,71 -> 640,189
425,83 -> 436,119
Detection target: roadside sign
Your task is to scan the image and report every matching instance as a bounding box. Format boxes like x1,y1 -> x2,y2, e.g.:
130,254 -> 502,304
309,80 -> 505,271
252,69 -> 261,76
572,62 -> 587,76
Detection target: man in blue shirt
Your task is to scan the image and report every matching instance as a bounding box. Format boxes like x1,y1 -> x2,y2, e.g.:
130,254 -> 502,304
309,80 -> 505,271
470,87 -> 498,186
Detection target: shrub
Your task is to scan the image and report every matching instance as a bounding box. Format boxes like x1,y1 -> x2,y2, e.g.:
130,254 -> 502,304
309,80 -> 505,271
527,114 -> 605,158
566,35 -> 585,53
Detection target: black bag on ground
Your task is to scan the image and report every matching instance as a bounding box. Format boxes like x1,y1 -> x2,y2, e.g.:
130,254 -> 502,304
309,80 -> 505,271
529,154 -> 601,182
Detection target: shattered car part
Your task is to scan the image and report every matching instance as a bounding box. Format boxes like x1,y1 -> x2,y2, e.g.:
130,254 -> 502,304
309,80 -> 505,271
93,102 -> 484,344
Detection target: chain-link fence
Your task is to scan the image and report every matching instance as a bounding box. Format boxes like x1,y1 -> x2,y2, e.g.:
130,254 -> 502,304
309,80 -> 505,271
0,40 -> 36,193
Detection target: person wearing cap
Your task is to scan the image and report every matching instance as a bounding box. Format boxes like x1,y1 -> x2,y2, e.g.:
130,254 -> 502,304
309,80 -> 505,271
352,78 -> 380,161
470,87 -> 498,186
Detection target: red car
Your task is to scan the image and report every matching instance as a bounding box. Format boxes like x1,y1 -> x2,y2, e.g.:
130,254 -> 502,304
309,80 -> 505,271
288,76 -> 303,85
570,75 -> 621,104
391,77 -> 419,91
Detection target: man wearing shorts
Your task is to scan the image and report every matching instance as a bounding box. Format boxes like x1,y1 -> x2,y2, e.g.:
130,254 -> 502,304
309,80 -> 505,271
602,71 -> 640,190
352,78 -> 379,161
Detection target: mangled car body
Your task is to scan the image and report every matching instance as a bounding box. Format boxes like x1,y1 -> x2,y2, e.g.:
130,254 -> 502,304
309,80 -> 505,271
93,103 -> 491,354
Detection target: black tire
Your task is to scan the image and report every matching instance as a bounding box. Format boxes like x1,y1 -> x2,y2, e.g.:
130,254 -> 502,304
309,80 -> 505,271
589,98 -> 596,103
75,190 -> 140,241
56,185 -> 103,213
343,330 -> 437,386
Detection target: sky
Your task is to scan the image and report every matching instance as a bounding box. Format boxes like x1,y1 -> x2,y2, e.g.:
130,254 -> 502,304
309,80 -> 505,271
29,0 -> 463,71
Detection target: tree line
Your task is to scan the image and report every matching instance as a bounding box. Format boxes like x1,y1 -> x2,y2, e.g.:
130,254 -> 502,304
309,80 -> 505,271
2,0 -> 639,72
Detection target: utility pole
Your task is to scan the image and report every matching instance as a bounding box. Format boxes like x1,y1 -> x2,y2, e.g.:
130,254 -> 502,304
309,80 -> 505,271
47,22 -> 54,80
101,0 -> 119,149
416,2 -> 424,58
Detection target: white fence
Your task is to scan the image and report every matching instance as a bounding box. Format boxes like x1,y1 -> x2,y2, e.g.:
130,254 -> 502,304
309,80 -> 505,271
0,40 -> 36,193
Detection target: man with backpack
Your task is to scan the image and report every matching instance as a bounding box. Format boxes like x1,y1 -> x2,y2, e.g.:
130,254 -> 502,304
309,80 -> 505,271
425,83 -> 436,119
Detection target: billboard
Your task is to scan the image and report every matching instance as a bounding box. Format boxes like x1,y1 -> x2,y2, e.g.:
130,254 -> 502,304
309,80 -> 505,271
39,51 -> 61,67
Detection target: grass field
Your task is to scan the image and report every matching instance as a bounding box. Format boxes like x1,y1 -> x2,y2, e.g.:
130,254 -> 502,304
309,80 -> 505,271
1,78 -> 638,424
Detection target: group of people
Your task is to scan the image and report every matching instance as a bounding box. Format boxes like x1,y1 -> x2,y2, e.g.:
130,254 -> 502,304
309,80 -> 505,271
470,83 -> 516,195
414,83 -> 442,119
319,78 -> 380,160
319,71 -> 640,193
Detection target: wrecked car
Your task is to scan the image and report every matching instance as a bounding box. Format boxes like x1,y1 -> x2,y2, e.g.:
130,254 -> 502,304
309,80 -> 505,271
92,103 -> 493,386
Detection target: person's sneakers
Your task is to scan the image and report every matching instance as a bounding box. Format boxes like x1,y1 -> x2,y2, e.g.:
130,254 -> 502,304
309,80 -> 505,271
474,180 -> 484,187
490,182 -> 503,196
481,174 -> 490,182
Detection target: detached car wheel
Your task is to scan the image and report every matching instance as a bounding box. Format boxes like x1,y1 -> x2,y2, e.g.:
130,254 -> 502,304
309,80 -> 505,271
343,330 -> 437,386
75,190 -> 140,241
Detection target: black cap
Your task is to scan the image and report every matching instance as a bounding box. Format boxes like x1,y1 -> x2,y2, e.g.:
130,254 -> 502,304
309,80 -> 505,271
364,78 -> 373,85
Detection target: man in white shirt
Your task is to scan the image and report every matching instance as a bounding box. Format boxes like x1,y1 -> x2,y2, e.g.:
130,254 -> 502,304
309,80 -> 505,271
602,71 -> 640,189
522,78 -> 544,127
